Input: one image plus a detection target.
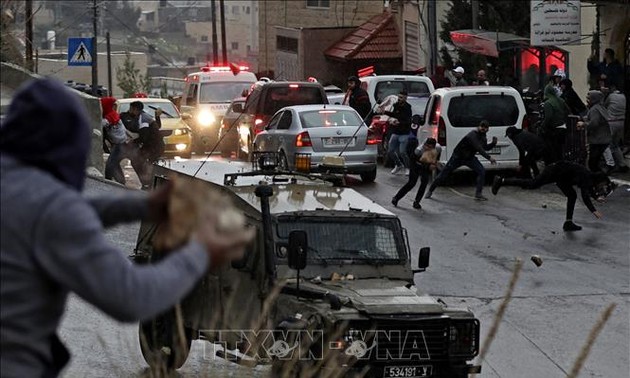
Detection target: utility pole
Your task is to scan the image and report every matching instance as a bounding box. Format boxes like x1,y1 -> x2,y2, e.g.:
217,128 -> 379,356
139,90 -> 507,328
211,0 -> 219,65
106,31 -> 112,96
427,0 -> 437,76
219,0 -> 227,65
471,0 -> 479,30
25,0 -> 34,71
92,0 -> 99,96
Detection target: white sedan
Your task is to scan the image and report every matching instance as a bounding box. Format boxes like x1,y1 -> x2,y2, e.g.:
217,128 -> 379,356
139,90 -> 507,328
253,105 -> 378,182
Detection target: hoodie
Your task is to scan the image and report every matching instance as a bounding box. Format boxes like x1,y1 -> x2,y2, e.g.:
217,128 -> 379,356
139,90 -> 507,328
100,96 -> 121,124
0,78 -> 90,191
541,83 -> 569,132
584,90 -> 612,145
1,79 -> 209,377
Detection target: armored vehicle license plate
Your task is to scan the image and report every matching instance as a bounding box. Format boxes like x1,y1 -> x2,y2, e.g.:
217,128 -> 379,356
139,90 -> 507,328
323,137 -> 355,147
384,365 -> 432,377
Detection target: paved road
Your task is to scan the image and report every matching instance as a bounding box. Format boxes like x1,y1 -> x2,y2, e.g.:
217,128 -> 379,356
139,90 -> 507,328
60,159 -> 629,377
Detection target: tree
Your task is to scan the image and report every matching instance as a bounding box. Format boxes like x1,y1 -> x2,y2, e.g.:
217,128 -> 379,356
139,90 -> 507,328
116,52 -> 151,97
440,0 -> 531,85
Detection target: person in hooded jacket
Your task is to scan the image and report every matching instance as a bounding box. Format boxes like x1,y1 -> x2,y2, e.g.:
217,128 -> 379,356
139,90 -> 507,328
559,79 -> 587,116
0,78 -> 254,378
540,83 -> 570,163
100,97 -> 129,184
578,90 -> 612,173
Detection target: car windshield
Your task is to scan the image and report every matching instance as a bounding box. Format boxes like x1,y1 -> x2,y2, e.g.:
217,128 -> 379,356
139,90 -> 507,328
263,86 -> 325,115
276,217 -> 405,262
375,80 -> 430,101
299,110 -> 363,128
199,82 -> 253,103
117,101 -> 179,119
447,95 -> 519,127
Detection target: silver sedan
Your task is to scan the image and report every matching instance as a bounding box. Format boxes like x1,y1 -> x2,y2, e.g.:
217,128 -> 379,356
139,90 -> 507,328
253,105 -> 378,182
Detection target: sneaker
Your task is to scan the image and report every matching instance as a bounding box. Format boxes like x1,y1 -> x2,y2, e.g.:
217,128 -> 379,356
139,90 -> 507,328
424,191 -> 433,199
391,197 -> 398,207
492,176 -> 503,195
404,168 -> 410,176
412,201 -> 422,209
563,221 -> 582,232
391,165 -> 402,174
474,194 -> 488,201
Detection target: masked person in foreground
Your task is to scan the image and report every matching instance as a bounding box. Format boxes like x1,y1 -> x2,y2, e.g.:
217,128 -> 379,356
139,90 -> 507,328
0,78 -> 253,378
491,161 -> 613,231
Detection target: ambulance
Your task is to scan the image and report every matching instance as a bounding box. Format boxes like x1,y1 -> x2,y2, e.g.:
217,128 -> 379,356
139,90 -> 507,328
180,65 -> 257,154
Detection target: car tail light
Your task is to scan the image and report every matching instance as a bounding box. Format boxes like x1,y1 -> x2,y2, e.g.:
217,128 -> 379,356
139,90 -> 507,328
253,117 -> 265,134
522,116 -> 529,131
367,130 -> 381,145
296,131 -> 312,147
289,84 -> 299,88
437,117 -> 446,146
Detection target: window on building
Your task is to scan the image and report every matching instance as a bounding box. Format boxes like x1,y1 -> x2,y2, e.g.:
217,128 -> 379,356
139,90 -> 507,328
146,12 -> 155,22
306,0 -> 330,8
232,5 -> 240,15
201,35 -> 208,42
247,45 -> 251,52
246,6 -> 250,14
232,42 -> 239,50
276,36 -> 298,53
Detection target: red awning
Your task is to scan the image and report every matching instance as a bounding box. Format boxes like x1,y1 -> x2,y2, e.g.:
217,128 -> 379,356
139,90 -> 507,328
325,12 -> 401,61
450,29 -> 529,58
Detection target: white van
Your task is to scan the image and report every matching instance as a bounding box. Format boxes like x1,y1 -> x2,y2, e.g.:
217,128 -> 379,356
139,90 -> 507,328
417,86 -> 527,169
181,66 -> 257,153
359,75 -> 435,111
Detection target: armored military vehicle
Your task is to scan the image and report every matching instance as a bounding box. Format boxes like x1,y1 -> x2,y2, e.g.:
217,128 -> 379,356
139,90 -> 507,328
133,154 -> 481,377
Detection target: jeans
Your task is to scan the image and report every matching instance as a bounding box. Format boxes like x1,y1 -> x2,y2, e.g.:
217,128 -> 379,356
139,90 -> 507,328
394,162 -> 431,203
428,154 -> 485,196
388,134 -> 410,168
609,120 -> 627,168
104,143 -> 126,184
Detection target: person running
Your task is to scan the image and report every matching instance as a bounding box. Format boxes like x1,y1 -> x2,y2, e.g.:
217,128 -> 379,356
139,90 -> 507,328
392,138 -> 441,209
344,76 -> 371,120
540,82 -> 570,163
492,161 -> 612,231
384,90 -> 413,175
425,120 -> 497,201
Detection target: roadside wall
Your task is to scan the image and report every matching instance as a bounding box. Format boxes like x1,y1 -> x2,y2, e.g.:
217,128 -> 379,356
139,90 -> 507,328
0,62 -> 104,175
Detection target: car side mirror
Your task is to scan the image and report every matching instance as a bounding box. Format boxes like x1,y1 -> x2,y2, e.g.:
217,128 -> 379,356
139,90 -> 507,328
232,103 -> 244,113
413,247 -> 430,274
181,112 -> 193,120
288,230 -> 308,270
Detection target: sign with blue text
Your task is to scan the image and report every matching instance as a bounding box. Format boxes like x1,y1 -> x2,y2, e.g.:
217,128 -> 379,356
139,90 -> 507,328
68,38 -> 93,66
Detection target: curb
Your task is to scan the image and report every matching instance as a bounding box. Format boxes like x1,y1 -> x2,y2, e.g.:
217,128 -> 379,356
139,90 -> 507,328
86,166 -> 129,189
611,177 -> 630,187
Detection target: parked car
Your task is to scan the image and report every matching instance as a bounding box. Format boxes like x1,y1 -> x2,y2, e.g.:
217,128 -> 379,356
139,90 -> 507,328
217,97 -> 246,158
324,85 -> 346,105
117,98 -> 193,158
237,81 -> 329,159
253,105 -> 378,182
417,86 -> 527,169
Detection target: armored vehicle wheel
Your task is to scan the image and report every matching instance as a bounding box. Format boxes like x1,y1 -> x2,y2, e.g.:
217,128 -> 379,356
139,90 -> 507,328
139,309 -> 194,371
360,168 -> 377,183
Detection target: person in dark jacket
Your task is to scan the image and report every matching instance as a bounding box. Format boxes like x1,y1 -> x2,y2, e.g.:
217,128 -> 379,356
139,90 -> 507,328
587,48 -> 624,90
541,83 -> 570,163
560,79 -> 587,116
345,76 -> 372,120
578,90 -> 612,173
392,138 -> 442,209
425,120 -> 497,201
505,126 -> 546,178
492,161 -> 612,231
0,78 -> 254,378
384,90 -> 413,175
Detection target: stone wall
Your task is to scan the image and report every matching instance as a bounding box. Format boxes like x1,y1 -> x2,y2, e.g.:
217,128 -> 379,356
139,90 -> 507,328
0,62 -> 105,175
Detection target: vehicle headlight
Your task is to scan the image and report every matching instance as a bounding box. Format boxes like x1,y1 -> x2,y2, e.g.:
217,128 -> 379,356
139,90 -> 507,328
173,128 -> 189,136
197,111 -> 216,126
